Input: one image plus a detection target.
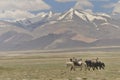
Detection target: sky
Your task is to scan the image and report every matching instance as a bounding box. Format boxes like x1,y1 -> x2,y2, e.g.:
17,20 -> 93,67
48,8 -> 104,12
0,0 -> 120,20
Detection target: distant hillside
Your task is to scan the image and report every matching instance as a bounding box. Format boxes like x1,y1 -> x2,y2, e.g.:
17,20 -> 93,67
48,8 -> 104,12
0,8 -> 120,51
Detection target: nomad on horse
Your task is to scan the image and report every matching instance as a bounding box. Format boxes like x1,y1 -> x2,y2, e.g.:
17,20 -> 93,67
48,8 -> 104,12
85,58 -> 105,71
66,58 -> 86,71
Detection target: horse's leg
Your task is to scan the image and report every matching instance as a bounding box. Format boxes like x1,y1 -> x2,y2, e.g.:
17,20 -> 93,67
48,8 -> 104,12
70,66 -> 73,71
80,66 -> 82,71
94,66 -> 98,70
100,64 -> 104,70
99,66 -> 102,70
96,66 -> 98,70
80,64 -> 82,71
92,66 -> 95,71
101,66 -> 104,70
73,66 -> 75,71
87,66 -> 90,71
102,63 -> 105,70
71,66 -> 75,71
82,63 -> 87,71
84,64 -> 87,71
66,64 -> 68,68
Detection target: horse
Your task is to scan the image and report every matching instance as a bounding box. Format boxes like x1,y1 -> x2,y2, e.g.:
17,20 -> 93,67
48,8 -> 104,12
66,61 -> 75,71
96,61 -> 105,70
66,61 -> 87,71
85,60 -> 93,70
85,60 -> 105,71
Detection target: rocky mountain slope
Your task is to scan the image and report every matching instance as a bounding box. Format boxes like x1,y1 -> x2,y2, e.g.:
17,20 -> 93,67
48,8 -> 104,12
0,8 -> 120,50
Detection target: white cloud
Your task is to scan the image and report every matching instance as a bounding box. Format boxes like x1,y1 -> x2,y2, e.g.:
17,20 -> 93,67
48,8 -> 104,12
56,0 -> 109,2
113,1 -> 120,14
0,0 -> 51,20
0,0 -> 51,11
56,0 -> 75,2
74,0 -> 93,9
0,10 -> 35,20
56,0 -> 93,10
102,3 -> 115,9
102,0 -> 120,14
85,9 -> 93,14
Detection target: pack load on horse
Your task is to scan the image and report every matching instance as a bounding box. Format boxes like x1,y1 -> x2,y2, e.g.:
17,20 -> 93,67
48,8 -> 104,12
66,57 -> 87,71
66,57 -> 105,71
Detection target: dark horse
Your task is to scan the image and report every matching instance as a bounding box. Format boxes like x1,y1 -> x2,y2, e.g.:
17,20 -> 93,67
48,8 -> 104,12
95,61 -> 105,70
85,60 -> 105,70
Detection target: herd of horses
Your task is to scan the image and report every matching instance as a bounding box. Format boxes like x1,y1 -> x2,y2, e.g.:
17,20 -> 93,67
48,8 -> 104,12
66,58 -> 105,71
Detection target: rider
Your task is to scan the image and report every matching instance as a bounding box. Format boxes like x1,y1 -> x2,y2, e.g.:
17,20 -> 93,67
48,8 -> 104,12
73,57 -> 83,66
92,57 -> 99,62
96,57 -> 99,62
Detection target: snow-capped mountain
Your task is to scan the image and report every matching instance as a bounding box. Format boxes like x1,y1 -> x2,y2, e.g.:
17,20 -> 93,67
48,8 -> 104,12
13,11 -> 61,31
0,8 -> 120,51
58,8 -> 108,22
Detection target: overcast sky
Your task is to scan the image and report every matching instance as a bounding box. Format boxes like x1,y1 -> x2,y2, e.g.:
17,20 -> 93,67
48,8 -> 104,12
0,0 -> 120,20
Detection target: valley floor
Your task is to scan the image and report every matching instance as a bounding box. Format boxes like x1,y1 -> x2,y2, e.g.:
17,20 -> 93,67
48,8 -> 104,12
0,51 -> 119,80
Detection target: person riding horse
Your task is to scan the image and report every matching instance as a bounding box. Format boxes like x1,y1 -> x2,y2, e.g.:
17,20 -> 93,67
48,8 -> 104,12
85,57 -> 105,71
67,57 -> 85,71
71,57 -> 82,66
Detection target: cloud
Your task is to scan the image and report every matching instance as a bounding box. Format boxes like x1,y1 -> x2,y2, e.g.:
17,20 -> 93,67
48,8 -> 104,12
0,10 -> 35,20
102,3 -> 115,9
112,1 -> 120,14
55,0 -> 75,2
0,0 -> 51,20
56,0 -> 93,10
56,0 -> 109,2
85,9 -> 93,14
102,0 -> 120,14
74,0 -> 93,9
0,0 -> 51,11
89,0 -> 109,2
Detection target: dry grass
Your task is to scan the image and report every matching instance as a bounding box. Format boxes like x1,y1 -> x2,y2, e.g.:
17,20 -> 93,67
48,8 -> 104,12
0,51 -> 119,80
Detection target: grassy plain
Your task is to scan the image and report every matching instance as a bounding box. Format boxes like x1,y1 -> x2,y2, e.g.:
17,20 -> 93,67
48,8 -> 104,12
0,50 -> 119,80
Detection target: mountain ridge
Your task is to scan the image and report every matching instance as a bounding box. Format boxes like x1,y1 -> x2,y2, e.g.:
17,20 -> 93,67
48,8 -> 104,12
0,8 -> 120,51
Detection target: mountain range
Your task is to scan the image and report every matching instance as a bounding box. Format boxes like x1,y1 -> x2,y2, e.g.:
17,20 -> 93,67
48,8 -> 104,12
0,8 -> 120,51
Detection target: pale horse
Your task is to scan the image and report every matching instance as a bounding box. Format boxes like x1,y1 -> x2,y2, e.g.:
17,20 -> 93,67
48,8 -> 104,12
66,59 -> 87,71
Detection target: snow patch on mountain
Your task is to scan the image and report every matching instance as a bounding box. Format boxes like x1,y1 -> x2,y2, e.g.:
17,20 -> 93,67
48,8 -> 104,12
93,23 -> 100,31
49,21 -> 57,24
74,10 -> 87,21
83,12 -> 107,22
4,36 -> 15,43
58,8 -> 74,20
58,8 -> 108,23
48,11 -> 53,18
97,13 -> 111,18
101,23 -> 120,29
